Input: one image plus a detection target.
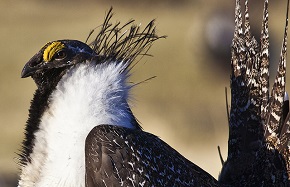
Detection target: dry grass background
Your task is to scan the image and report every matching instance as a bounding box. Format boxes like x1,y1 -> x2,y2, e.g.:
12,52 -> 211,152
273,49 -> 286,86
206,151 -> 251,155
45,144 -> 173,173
0,0 -> 289,184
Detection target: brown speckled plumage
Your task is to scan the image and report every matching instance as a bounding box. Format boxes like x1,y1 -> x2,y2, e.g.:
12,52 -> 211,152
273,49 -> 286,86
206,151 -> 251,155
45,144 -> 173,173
85,125 -> 218,187
219,0 -> 290,186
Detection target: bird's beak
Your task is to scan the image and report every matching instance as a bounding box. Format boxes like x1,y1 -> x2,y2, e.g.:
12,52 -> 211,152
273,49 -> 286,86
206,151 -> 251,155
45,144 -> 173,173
21,62 -> 35,78
21,52 -> 43,78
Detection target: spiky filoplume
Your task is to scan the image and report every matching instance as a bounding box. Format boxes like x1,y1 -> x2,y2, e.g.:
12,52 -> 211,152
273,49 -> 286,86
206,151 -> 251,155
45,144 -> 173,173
86,8 -> 162,66
219,0 -> 290,186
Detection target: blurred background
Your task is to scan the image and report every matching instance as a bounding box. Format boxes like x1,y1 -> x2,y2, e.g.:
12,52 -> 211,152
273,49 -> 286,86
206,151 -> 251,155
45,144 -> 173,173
0,0 -> 289,186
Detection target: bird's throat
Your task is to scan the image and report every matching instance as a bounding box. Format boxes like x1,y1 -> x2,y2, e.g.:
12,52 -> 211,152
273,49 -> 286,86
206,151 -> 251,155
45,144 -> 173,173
18,61 -> 136,186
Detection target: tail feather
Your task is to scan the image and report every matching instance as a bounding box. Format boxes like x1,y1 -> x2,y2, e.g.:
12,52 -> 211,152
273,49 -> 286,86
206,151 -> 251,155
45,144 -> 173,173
275,2 -> 290,175
265,3 -> 288,138
220,0 -> 290,185
260,0 -> 270,120
279,93 -> 290,143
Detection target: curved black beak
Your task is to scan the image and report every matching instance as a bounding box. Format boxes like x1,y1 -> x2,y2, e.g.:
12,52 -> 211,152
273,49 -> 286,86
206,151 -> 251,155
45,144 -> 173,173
21,63 -> 36,78
21,52 -> 43,78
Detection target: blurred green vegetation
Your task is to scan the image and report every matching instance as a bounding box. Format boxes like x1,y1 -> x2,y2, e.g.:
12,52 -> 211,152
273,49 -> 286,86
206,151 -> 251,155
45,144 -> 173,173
0,0 -> 289,184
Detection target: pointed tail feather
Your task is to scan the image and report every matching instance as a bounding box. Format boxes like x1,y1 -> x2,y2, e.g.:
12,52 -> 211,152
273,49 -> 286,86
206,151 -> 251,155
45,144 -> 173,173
260,0 -> 270,120
220,0 -> 290,184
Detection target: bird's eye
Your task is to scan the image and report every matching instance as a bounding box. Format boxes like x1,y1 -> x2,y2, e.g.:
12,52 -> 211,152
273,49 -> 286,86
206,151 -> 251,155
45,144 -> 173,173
54,50 -> 67,60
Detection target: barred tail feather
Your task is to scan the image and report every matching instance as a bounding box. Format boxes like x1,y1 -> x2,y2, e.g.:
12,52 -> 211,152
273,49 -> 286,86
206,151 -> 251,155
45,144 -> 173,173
260,0 -> 270,120
220,0 -> 290,185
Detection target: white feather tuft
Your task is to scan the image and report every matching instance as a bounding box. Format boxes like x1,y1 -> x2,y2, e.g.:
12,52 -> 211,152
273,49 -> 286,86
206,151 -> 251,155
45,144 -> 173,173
19,61 -> 135,186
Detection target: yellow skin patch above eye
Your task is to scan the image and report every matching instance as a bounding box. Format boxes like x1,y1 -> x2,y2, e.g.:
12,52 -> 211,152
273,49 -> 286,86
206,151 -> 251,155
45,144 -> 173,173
43,41 -> 65,62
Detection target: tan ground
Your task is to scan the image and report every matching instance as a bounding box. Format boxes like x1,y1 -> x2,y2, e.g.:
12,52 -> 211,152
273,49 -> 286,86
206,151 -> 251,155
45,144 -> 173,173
0,0 -> 288,182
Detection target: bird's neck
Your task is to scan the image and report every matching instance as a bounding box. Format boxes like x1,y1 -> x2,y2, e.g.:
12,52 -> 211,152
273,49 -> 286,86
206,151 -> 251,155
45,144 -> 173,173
18,61 -> 138,186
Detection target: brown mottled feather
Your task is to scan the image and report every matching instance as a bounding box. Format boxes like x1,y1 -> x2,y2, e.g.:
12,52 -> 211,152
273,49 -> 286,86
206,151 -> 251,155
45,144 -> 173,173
85,125 -> 218,187
219,0 -> 290,186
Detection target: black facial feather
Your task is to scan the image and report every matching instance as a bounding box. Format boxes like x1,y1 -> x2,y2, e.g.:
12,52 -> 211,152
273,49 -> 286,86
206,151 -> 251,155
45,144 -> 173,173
18,88 -> 51,166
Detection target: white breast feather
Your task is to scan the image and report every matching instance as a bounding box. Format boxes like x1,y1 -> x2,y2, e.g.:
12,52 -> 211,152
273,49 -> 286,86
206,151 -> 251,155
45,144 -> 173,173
19,61 -> 134,187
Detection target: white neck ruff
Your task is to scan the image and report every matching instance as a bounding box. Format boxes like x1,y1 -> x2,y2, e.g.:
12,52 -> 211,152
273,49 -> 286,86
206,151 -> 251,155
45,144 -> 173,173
19,61 -> 135,187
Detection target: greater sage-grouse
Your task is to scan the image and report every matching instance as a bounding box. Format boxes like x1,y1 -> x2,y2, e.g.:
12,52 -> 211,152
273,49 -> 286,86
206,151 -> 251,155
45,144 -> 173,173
17,8 -> 218,187
219,0 -> 290,186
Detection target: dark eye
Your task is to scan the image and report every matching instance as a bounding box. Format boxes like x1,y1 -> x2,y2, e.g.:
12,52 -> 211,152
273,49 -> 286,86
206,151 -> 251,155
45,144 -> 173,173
54,50 -> 67,60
